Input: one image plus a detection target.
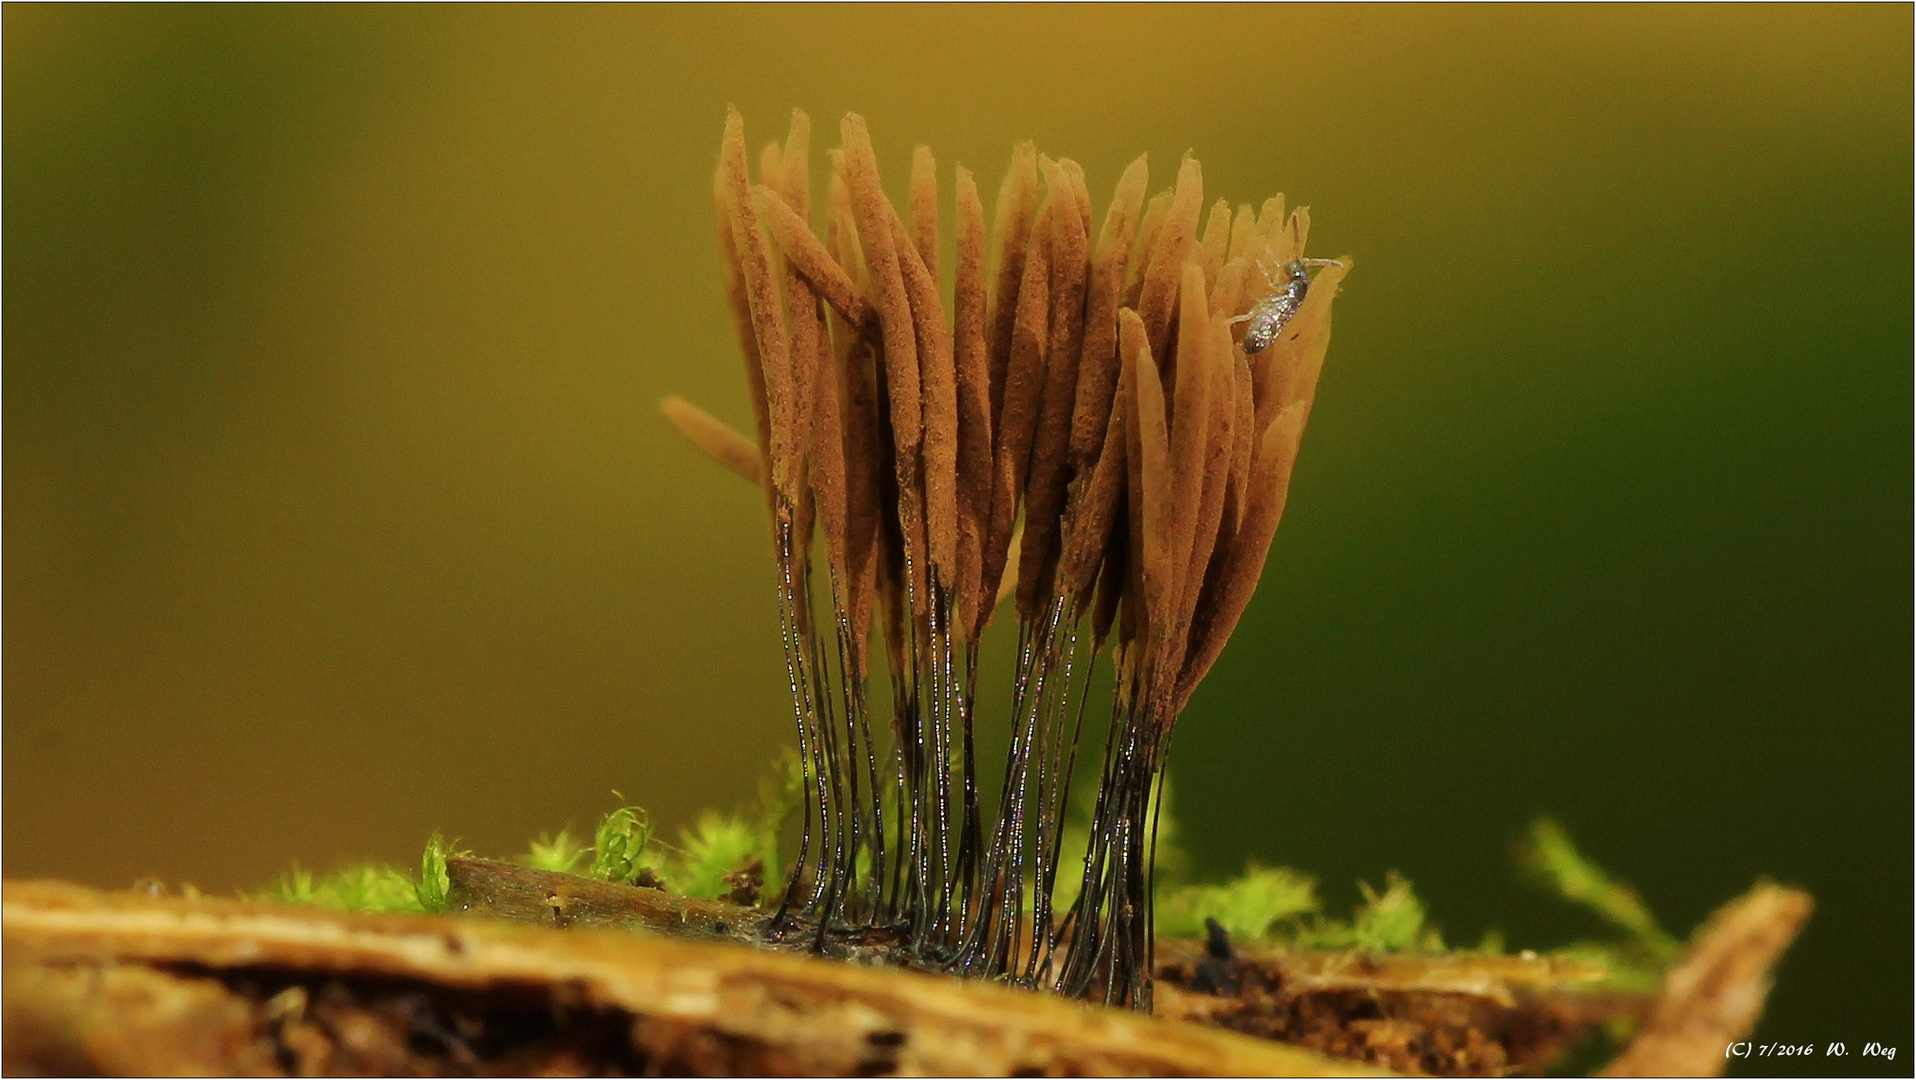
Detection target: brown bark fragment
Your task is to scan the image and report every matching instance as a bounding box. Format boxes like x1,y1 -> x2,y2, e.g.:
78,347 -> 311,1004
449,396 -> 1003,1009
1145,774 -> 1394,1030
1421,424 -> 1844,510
1601,884 -> 1815,1079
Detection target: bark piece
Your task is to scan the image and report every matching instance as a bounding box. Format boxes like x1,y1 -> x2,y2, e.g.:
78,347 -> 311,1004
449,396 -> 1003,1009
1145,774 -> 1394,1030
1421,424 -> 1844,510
3,880 -> 1381,1078
1156,939 -> 1644,1079
1601,884 -> 1815,1079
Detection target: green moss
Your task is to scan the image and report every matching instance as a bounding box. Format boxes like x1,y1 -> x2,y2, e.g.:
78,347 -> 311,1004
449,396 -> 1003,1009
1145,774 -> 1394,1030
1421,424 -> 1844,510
634,753 -> 799,898
753,747 -> 804,875
1522,818 -> 1679,963
668,811 -> 760,899
1291,872 -> 1445,952
248,760 -> 1677,996
1145,779 -> 1440,952
1147,816 -> 1679,972
586,805 -> 655,885
1158,864 -> 1320,941
519,828 -> 588,875
259,861 -> 425,915
415,831 -> 467,913
1517,817 -> 1679,989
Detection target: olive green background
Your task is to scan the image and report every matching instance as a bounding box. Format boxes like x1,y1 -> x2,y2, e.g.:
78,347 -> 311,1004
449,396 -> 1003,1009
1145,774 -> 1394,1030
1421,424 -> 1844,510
5,5 -> 1908,1071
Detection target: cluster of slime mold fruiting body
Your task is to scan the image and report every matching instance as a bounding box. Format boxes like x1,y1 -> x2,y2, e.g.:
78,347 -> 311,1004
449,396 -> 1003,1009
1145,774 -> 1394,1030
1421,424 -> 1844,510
668,106 -> 1349,1010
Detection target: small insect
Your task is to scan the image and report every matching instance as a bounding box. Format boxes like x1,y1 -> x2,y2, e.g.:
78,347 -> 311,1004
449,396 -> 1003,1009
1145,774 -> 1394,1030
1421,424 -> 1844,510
1230,256 -> 1345,353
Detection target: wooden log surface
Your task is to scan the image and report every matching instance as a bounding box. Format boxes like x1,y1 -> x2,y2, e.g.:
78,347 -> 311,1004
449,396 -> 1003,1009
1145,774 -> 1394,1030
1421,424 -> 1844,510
2,879 -> 1382,1077
2,870 -> 1810,1077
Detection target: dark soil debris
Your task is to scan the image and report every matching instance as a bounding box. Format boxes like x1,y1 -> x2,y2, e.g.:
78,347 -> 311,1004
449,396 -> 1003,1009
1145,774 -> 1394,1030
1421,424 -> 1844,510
1155,943 -> 1646,1077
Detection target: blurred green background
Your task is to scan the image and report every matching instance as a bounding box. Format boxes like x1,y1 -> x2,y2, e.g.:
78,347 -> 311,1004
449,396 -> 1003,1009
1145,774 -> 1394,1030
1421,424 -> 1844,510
5,5 -> 1908,1069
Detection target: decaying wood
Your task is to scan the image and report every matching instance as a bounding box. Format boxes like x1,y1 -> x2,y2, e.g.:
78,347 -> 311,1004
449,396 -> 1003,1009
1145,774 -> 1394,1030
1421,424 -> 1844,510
441,858 -> 1657,1078
447,857 -> 771,942
1155,939 -> 1641,1078
2,867 -> 1812,1077
2,880 -> 1378,1077
1599,883 -> 1814,1079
